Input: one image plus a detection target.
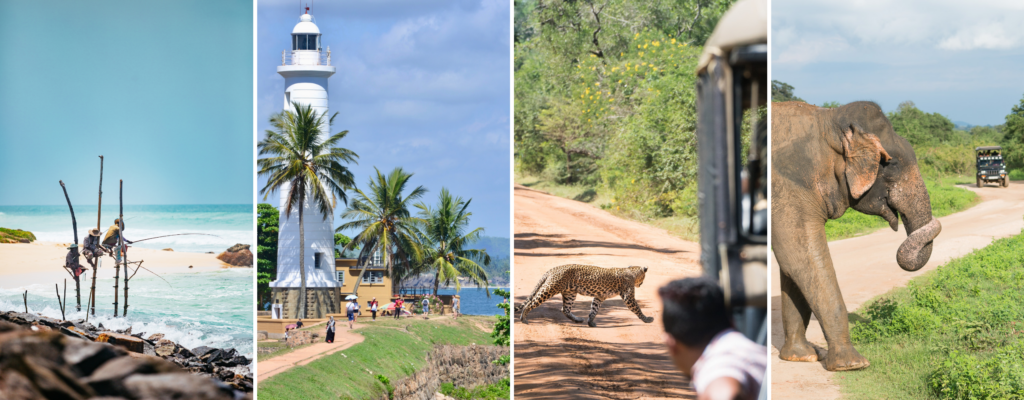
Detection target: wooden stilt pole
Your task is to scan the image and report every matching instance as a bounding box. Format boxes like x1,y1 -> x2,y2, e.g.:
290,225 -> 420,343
23,291 -> 27,313
91,155 -> 103,316
59,181 -> 82,312
113,179 -> 123,317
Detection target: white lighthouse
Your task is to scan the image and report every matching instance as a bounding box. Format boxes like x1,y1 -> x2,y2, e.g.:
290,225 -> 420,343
270,9 -> 341,319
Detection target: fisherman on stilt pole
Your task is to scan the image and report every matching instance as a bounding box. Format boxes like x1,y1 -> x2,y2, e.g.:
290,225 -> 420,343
87,155 -> 104,316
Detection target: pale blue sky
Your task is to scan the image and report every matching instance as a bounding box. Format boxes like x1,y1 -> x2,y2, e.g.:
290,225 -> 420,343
0,0 -> 253,206
257,0 -> 512,238
773,0 -> 1024,126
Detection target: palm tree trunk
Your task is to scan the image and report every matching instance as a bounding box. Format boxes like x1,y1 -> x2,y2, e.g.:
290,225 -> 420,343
433,271 -> 441,296
299,200 -> 306,319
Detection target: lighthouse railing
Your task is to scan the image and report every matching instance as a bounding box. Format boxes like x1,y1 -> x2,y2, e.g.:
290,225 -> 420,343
282,48 -> 332,66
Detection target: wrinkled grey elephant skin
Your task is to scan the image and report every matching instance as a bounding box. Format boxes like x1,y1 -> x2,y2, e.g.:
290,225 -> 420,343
771,101 -> 941,371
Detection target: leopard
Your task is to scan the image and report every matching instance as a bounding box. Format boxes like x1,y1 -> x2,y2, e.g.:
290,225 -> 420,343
516,264 -> 654,327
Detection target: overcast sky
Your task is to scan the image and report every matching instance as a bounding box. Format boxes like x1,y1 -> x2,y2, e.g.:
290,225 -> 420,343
0,0 -> 252,205
257,0 -> 511,238
772,0 -> 1024,126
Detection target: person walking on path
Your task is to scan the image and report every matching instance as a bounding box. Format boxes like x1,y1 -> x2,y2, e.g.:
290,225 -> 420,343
394,297 -> 404,319
422,297 -> 430,317
346,299 -> 357,329
325,316 -> 336,343
452,296 -> 461,319
370,297 -> 379,321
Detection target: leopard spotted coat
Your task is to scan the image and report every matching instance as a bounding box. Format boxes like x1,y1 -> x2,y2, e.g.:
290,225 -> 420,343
516,264 -> 654,327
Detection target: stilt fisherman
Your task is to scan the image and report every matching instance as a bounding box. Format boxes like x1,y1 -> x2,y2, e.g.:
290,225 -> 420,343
102,218 -> 133,261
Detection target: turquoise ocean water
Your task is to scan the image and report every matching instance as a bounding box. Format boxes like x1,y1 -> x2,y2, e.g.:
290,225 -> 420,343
0,268 -> 253,358
0,205 -> 252,253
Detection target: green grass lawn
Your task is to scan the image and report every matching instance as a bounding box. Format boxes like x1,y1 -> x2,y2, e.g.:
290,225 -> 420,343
825,175 -> 979,241
837,229 -> 1024,399
515,173 -> 699,241
258,316 -> 499,400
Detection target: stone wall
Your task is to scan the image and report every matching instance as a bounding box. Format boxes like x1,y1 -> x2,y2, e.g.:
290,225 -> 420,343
383,345 -> 509,400
272,287 -> 340,319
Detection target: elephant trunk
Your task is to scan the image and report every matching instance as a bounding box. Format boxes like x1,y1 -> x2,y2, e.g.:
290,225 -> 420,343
891,165 -> 941,272
896,217 -> 941,271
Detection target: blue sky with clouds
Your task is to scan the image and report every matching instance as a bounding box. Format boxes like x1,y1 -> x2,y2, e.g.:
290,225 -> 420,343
772,0 -> 1024,126
257,0 -> 511,238
0,0 -> 253,205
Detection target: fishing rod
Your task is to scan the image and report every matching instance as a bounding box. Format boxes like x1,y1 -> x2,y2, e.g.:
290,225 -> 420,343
130,233 -> 221,243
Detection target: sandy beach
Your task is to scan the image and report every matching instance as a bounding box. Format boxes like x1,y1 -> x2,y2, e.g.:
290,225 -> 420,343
0,241 -> 234,289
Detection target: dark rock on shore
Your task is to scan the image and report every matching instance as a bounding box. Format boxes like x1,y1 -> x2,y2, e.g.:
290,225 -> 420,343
0,311 -> 253,398
216,243 -> 253,267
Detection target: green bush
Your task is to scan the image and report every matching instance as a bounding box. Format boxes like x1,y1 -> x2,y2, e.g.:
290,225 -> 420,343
1010,169 -> 1024,180
440,378 -> 511,400
929,344 -> 1024,399
0,227 -> 36,243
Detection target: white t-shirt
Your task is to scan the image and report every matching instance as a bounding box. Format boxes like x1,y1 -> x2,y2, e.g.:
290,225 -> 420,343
690,329 -> 766,400
346,302 -> 356,313
371,302 -> 378,311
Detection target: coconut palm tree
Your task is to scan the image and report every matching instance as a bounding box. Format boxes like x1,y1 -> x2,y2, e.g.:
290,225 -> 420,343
258,101 -> 358,319
339,167 -> 427,296
416,188 -> 491,296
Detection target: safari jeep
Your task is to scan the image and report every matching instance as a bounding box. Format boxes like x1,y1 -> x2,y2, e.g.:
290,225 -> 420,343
975,146 -> 1009,188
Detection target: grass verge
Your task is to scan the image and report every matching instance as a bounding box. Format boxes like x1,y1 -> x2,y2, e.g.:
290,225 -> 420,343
1011,169 -> 1024,181
515,173 -> 699,241
824,175 -> 979,241
837,229 -> 1024,399
257,315 -> 498,400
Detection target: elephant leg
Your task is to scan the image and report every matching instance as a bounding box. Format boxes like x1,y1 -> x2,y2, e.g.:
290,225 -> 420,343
587,297 -> 604,327
774,217 -> 869,371
561,292 -> 584,323
778,268 -> 817,362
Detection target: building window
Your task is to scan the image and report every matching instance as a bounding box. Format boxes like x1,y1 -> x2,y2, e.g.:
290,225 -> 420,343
314,252 -> 322,269
372,250 -> 382,266
361,271 -> 384,284
336,271 -> 345,285
292,34 -> 320,51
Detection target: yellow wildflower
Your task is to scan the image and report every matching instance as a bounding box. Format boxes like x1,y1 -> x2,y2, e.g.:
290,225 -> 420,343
642,62 -> 647,66
643,43 -> 648,49
595,82 -> 600,86
618,80 -> 622,84
639,52 -> 644,57
671,38 -> 676,44
653,41 -> 660,46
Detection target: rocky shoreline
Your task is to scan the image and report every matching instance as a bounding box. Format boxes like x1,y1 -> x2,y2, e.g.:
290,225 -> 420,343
0,311 -> 252,399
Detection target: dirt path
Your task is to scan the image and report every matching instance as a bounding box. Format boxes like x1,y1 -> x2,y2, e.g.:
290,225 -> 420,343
258,323 -> 365,381
513,184 -> 702,399
770,181 -> 1024,398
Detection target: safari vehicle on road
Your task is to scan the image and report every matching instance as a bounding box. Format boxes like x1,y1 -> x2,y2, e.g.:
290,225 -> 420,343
975,146 -> 1009,188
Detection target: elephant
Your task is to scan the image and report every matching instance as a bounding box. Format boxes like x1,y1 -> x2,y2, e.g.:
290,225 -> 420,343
771,101 -> 942,371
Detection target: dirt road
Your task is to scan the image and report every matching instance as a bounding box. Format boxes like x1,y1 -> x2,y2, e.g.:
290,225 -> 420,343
513,184 -> 702,399
770,181 -> 1024,398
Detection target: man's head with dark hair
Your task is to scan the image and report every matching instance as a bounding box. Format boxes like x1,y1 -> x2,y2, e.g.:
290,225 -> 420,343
659,277 -> 733,378
659,277 -> 732,347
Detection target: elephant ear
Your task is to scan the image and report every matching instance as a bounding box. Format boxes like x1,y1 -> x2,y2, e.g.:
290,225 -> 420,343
841,124 -> 892,199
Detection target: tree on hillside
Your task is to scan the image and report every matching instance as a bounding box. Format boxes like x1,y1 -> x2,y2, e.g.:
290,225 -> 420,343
258,102 -> 358,318
339,167 -> 427,296
538,99 -> 604,183
1002,94 -> 1024,170
256,203 -> 279,306
416,188 -> 491,296
771,80 -> 803,102
821,101 -> 841,108
887,101 -> 965,147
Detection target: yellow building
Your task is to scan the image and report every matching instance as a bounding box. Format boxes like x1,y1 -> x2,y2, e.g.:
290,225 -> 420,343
335,256 -> 393,310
